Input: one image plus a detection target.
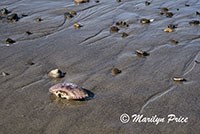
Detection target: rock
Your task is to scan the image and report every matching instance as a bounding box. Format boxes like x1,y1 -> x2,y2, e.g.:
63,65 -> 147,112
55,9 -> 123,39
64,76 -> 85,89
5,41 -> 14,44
136,50 -> 149,56
74,23 -> 83,29
189,20 -> 200,25
26,31 -> 33,35
140,18 -> 150,24
164,28 -> 173,32
64,12 -> 73,19
69,10 -> 77,15
195,60 -> 200,64
116,21 -> 129,27
49,82 -> 89,100
110,26 -> 119,33
185,4 -> 190,7
0,8 -> 9,15
168,24 -> 178,29
74,0 -> 89,4
1,72 -> 9,77
161,8 -> 169,12
170,40 -> 179,45
6,38 -> 16,45
166,12 -> 173,18
47,69 -> 65,78
173,77 -> 186,82
7,13 -> 19,22
122,32 -> 128,38
111,68 -> 121,75
35,17 -> 42,22
145,1 -> 151,6
196,11 -> 200,16
116,0 -> 121,3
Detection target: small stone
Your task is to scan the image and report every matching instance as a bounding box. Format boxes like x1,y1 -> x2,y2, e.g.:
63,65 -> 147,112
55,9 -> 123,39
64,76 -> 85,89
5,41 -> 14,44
145,1 -> 151,6
195,60 -> 200,64
168,24 -> 178,29
95,0 -> 100,3
1,72 -> 9,77
73,23 -> 82,29
136,50 -> 149,56
196,12 -> 200,16
7,13 -> 19,22
185,4 -> 190,7
170,40 -> 179,45
26,31 -> 32,35
6,38 -> 16,44
116,0 -> 121,3
140,18 -> 150,24
111,68 -> 121,75
164,28 -> 173,32
74,0 -> 89,4
116,21 -> 128,27
161,8 -> 168,12
69,10 -> 77,15
35,17 -> 42,22
158,12 -> 164,16
110,26 -> 119,33
122,32 -> 128,38
64,12 -> 73,19
189,20 -> 200,25
173,77 -> 186,82
0,8 -> 9,15
166,12 -> 173,18
26,61 -> 35,65
47,69 -> 65,78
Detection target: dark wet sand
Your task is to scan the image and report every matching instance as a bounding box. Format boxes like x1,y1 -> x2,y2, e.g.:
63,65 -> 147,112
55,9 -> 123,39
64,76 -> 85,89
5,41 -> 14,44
0,0 -> 200,134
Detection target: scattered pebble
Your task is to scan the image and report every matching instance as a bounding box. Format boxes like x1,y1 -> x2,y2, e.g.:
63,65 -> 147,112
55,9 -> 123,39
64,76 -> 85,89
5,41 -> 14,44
26,31 -> 33,35
1,72 -> 9,77
116,0 -> 121,3
6,38 -> 16,45
166,12 -> 173,18
35,17 -> 42,22
195,60 -> 200,64
140,18 -> 150,24
74,23 -> 83,29
196,11 -> 200,16
116,21 -> 129,27
164,28 -> 173,32
168,24 -> 178,29
64,12 -> 73,19
0,8 -> 9,15
95,0 -> 100,3
110,26 -> 119,33
189,20 -> 200,25
185,4 -> 190,7
145,1 -> 151,6
69,10 -> 77,15
170,40 -> 179,45
122,32 -> 128,38
158,12 -> 164,16
136,50 -> 149,56
173,77 -> 186,82
74,0 -> 89,4
111,68 -> 121,75
7,13 -> 19,22
161,8 -> 168,12
47,69 -> 65,78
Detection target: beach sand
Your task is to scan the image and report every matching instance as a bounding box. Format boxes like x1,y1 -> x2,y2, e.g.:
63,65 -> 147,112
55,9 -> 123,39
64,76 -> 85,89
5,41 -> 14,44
0,0 -> 200,133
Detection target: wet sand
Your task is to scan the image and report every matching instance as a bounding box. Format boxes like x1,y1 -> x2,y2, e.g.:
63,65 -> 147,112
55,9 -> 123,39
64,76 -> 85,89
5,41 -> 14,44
0,0 -> 200,134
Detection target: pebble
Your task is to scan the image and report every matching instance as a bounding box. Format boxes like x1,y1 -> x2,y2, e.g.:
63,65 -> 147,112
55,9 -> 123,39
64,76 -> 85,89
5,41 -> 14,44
6,38 -> 16,45
122,32 -> 128,38
168,24 -> 178,29
136,50 -> 149,56
140,18 -> 150,24
164,28 -> 173,32
145,1 -> 151,6
189,20 -> 200,25
173,77 -> 186,82
0,8 -> 9,15
196,11 -> 200,16
26,31 -> 33,35
111,68 -> 121,75
7,13 -> 19,22
1,72 -> 9,77
74,0 -> 89,4
161,8 -> 169,12
166,12 -> 173,18
47,69 -> 65,78
35,17 -> 42,22
110,26 -> 119,33
74,23 -> 83,29
170,40 -> 179,45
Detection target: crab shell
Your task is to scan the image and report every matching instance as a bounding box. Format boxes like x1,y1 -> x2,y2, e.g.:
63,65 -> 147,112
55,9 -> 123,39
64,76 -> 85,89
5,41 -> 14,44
49,82 -> 89,100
